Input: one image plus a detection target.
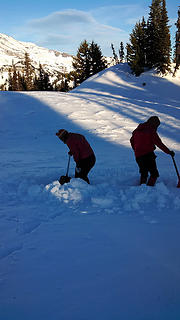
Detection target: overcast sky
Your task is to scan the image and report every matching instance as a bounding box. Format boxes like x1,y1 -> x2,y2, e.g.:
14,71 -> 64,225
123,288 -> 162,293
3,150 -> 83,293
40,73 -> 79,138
0,0 -> 179,56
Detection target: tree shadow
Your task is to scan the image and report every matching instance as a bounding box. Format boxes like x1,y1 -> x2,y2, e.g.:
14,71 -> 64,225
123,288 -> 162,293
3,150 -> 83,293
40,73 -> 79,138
70,64 -> 180,144
0,91 -> 133,186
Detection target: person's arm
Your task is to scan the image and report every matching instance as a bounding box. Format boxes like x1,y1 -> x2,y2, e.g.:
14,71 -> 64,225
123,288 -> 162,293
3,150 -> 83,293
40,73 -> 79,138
130,135 -> 135,150
153,132 -> 171,154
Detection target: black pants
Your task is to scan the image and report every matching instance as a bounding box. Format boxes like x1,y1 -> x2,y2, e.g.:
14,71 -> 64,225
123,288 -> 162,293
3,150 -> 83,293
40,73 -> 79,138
136,152 -> 159,182
75,154 -> 96,184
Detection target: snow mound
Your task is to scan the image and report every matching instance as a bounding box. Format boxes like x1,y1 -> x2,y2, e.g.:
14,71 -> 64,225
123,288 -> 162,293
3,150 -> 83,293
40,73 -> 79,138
23,178 -> 180,216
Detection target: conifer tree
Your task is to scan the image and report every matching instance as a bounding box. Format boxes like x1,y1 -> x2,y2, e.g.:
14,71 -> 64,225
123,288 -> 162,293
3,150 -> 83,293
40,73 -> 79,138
73,40 -> 91,84
157,0 -> 171,73
89,41 -> 106,75
8,68 -> 13,91
119,42 -> 125,62
126,19 -> 147,76
111,43 -> 119,64
23,52 -> 34,90
146,0 -> 171,73
73,40 -> 106,85
12,65 -> 19,90
146,0 -> 162,69
8,64 -> 21,91
175,7 -> 180,70
17,72 -> 26,91
59,78 -> 69,92
34,64 -> 53,91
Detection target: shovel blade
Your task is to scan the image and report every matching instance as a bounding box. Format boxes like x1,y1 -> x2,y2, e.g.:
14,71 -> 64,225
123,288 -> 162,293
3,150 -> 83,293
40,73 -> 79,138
59,175 -> 71,185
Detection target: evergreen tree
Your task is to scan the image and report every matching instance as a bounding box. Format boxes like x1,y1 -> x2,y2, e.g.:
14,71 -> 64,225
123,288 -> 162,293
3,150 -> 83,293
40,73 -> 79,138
175,7 -> 180,71
17,72 -> 26,91
157,0 -> 171,73
89,41 -> 106,75
146,0 -> 171,73
146,0 -> 162,68
8,64 -> 21,91
73,40 -> 106,85
23,52 -> 34,90
8,68 -> 13,91
34,64 -> 53,91
73,40 -> 91,84
127,19 -> 147,76
12,64 -> 19,90
111,43 -> 119,64
119,42 -> 125,63
59,78 -> 69,92
126,43 -> 132,64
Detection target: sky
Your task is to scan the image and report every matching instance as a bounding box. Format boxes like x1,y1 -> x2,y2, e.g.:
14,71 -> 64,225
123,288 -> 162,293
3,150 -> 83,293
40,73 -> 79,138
0,0 -> 179,56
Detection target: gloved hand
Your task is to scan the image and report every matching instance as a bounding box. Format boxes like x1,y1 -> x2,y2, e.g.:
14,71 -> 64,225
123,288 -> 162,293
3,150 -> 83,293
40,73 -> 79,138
75,166 -> 81,174
169,150 -> 175,157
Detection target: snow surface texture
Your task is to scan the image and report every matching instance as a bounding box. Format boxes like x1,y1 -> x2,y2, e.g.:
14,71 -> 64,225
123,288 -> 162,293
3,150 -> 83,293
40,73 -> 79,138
1,63 -> 180,320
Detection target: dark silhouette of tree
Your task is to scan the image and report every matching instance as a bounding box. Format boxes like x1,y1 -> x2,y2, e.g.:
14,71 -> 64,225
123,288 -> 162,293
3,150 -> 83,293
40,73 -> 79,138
89,41 -> 106,75
23,52 -> 34,90
73,40 -> 91,85
73,40 -> 106,85
34,64 -> 53,91
146,0 -> 171,73
119,42 -> 125,62
127,0 -> 171,75
146,0 -> 162,68
126,18 -> 147,76
157,0 -> 171,73
111,43 -> 119,64
174,7 -> 180,72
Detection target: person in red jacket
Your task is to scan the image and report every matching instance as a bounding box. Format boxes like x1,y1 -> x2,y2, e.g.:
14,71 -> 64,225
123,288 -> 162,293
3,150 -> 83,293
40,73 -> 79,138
130,116 -> 175,186
56,129 -> 96,184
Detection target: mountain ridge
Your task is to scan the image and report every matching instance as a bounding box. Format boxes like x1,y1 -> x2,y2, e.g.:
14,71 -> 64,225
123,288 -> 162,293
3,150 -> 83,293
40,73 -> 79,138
0,33 -> 74,88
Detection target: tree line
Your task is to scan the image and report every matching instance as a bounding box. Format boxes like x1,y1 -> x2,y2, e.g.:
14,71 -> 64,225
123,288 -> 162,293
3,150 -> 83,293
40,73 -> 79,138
7,40 -> 106,92
125,0 -> 172,76
2,0 -> 180,91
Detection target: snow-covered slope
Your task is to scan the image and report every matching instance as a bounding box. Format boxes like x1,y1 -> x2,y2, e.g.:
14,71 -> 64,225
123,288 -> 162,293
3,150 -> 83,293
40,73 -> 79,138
1,64 -> 180,320
0,33 -> 74,87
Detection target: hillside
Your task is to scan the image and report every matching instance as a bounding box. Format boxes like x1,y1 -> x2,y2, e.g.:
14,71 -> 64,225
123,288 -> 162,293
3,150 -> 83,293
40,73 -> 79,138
0,64 -> 180,320
0,33 -> 113,90
0,33 -> 74,88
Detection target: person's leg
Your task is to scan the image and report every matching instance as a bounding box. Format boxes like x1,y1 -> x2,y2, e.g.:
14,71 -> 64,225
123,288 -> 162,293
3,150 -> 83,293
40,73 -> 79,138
146,153 -> 159,186
136,156 -> 149,185
75,154 -> 96,184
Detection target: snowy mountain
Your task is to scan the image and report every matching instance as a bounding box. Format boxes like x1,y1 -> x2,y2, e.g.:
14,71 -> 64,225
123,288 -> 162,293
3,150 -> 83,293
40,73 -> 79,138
0,33 -> 74,87
1,63 -> 180,320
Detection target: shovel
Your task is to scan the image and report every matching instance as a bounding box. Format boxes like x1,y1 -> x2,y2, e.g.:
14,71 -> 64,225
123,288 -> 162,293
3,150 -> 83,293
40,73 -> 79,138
171,155 -> 180,188
59,154 -> 71,185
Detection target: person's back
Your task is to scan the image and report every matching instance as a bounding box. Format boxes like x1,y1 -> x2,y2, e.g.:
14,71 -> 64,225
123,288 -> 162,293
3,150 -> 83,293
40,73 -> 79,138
130,122 -> 157,158
56,129 -> 96,184
130,116 -> 174,186
66,133 -> 94,163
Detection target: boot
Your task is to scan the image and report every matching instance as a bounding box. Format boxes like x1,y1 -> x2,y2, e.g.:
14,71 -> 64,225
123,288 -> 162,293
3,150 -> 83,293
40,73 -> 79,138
140,175 -> 148,185
147,176 -> 157,186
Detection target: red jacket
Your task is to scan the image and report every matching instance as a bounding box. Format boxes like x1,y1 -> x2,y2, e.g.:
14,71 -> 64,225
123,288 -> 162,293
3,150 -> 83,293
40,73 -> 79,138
66,133 -> 94,163
130,122 -> 170,158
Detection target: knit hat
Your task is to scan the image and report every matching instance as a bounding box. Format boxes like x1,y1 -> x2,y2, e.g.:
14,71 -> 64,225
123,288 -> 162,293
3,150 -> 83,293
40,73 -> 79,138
56,129 -> 68,138
147,116 -> 160,128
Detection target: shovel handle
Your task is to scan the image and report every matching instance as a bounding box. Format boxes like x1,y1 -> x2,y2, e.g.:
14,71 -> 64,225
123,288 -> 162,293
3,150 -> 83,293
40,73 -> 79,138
66,154 -> 71,176
172,156 -> 180,179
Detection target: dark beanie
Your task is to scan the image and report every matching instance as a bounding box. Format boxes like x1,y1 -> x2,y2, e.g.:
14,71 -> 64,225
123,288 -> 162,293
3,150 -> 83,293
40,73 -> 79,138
147,116 -> 160,128
56,129 -> 68,138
